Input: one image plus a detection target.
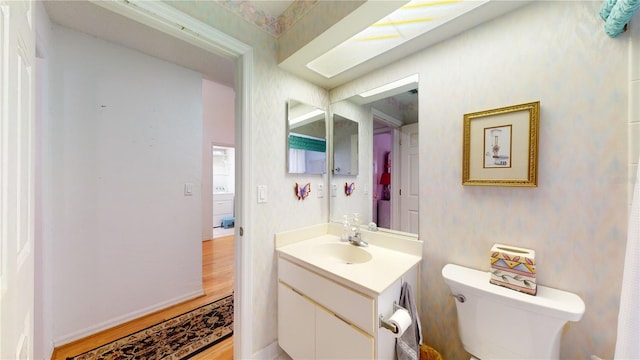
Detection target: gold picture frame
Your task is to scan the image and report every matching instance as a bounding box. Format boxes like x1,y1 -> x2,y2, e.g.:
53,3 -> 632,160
462,101 -> 539,186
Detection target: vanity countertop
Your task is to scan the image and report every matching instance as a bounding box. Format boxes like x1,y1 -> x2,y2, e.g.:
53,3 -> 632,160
275,224 -> 422,296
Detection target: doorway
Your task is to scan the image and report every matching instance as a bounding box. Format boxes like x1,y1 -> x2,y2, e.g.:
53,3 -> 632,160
373,125 -> 393,228
367,84 -> 418,234
36,2 -> 253,359
212,145 -> 235,239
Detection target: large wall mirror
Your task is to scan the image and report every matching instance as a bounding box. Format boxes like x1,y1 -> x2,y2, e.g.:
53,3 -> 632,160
330,74 -> 419,235
287,99 -> 327,174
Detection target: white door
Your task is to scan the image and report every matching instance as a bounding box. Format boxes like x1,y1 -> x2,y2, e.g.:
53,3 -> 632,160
0,1 -> 35,358
400,123 -> 419,234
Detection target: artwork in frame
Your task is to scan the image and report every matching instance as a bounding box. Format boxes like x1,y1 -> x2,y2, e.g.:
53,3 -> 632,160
462,101 -> 540,186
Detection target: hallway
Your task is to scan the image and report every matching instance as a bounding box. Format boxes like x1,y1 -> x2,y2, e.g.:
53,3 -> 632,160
52,236 -> 235,359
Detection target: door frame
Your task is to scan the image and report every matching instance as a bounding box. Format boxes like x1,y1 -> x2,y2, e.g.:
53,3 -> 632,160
399,122 -> 419,234
372,109 -> 401,230
93,2 -> 254,358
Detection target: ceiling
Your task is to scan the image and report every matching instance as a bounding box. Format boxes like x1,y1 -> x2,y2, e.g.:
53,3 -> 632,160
44,1 -> 530,90
43,1 -> 237,87
278,1 -> 531,89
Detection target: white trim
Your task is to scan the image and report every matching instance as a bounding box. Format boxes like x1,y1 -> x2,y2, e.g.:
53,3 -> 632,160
390,128 -> 401,230
253,340 -> 282,360
372,108 -> 402,129
235,46 -> 254,360
85,2 -> 254,358
371,109 -> 402,230
91,0 -> 241,59
52,289 -> 204,346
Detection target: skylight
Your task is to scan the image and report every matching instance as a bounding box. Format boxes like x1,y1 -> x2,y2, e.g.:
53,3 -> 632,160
306,0 -> 489,78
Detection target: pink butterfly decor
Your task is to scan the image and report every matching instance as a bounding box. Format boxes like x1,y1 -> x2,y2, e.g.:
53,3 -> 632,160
344,182 -> 355,196
295,182 -> 311,200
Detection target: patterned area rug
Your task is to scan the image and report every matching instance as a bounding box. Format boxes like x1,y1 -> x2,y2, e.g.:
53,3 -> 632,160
67,294 -> 233,360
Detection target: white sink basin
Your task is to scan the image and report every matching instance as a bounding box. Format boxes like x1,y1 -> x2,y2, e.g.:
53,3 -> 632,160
314,243 -> 372,265
275,228 -> 423,295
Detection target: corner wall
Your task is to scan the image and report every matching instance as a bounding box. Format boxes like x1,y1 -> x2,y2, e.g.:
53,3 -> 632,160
47,25 -> 203,343
630,14 -> 640,204
164,2 -> 332,355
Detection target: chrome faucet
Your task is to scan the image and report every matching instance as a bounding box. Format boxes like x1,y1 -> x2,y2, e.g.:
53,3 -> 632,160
348,227 -> 368,247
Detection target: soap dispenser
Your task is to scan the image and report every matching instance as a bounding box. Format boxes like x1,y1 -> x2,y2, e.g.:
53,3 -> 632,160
341,215 -> 350,242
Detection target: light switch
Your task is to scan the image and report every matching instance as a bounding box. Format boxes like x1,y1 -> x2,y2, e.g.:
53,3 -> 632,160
257,185 -> 267,203
317,184 -> 324,198
331,183 -> 337,197
184,183 -> 193,196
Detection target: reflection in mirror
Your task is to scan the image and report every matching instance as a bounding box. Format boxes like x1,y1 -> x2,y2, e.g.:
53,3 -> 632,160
332,115 -> 359,175
330,74 -> 419,236
287,99 -> 327,174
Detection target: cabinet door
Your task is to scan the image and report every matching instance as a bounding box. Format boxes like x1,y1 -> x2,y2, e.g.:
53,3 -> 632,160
315,306 -> 374,360
278,283 -> 315,359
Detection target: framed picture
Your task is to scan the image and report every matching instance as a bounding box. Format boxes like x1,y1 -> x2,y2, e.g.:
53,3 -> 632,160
462,101 -> 540,186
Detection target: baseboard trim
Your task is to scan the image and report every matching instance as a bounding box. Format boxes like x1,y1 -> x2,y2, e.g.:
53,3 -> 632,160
45,341 -> 55,360
53,289 -> 205,347
253,340 -> 282,360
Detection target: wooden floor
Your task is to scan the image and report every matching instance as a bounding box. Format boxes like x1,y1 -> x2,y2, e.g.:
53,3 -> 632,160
52,236 -> 235,360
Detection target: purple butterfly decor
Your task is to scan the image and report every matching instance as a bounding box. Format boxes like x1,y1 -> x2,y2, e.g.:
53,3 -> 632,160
344,182 -> 355,196
295,182 -> 311,200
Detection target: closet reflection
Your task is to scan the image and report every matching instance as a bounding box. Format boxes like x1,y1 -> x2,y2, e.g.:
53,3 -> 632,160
330,75 -> 419,235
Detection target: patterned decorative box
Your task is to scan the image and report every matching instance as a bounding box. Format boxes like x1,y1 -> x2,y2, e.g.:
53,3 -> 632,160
489,243 -> 537,295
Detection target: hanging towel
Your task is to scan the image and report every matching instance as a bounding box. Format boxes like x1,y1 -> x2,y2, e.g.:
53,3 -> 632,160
600,0 -> 640,37
396,282 -> 422,360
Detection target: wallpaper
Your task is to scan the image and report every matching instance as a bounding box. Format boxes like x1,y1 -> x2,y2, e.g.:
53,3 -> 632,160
215,0 -> 318,37
331,2 -> 630,359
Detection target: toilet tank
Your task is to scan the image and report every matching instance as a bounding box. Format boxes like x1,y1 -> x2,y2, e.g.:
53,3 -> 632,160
442,264 -> 585,360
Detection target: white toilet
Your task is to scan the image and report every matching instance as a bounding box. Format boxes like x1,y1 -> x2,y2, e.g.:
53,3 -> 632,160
442,263 -> 585,359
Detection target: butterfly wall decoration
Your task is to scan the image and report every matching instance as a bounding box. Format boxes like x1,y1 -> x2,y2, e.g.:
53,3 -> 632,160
344,182 -> 355,196
295,182 -> 311,200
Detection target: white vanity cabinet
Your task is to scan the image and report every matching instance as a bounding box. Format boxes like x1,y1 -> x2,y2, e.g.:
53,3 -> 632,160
278,281 -> 374,359
275,224 -> 423,360
278,282 -> 316,359
316,306 -> 374,359
278,258 -> 374,359
278,256 -> 417,360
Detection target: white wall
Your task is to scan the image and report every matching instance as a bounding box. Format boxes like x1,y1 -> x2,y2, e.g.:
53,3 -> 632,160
331,2 -> 629,359
47,25 -> 203,344
202,79 -> 235,240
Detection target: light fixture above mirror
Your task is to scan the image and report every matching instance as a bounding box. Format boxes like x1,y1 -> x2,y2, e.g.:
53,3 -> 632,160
279,1 -> 529,88
307,0 -> 489,78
